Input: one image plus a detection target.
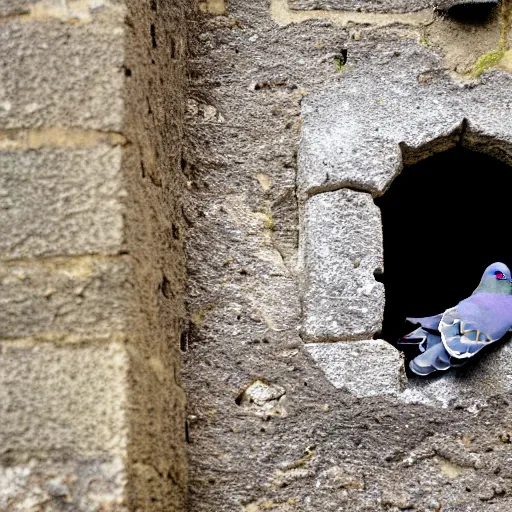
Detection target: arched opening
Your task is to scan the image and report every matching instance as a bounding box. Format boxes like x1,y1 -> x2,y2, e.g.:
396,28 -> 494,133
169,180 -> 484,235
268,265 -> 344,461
375,147 -> 512,350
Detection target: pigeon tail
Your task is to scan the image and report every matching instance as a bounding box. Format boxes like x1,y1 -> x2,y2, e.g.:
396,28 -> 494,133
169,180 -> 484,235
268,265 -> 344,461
409,342 -> 453,375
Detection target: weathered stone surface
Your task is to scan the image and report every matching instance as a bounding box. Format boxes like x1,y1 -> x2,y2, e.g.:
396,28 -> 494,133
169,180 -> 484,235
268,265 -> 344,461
0,147 -> 124,258
0,458 -> 127,512
0,342 -> 128,458
302,188 -> 384,341
305,340 -> 404,397
298,45 -> 512,197
401,339 -> 512,408
0,256 -> 131,338
288,0 -> 431,13
437,0 -> 498,9
0,0 -> 124,19
0,23 -> 124,130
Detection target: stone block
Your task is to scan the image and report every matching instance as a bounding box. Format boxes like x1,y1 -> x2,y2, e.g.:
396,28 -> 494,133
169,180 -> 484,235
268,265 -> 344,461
0,0 -> 122,18
0,22 -> 124,130
0,146 -> 124,258
302,188 -> 384,341
288,0 -> 430,12
305,340 -> 404,397
298,43 -> 512,198
0,342 -> 128,458
0,457 -> 127,511
0,256 -> 131,338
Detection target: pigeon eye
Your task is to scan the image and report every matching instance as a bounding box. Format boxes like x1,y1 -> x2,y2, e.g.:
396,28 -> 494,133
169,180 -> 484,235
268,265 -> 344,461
495,270 -> 507,280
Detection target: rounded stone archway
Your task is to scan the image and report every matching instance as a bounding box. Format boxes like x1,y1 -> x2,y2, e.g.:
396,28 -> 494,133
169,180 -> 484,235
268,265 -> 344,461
298,45 -> 512,405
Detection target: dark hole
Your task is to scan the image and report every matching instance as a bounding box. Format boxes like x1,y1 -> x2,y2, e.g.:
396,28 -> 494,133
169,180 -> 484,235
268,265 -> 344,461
159,275 -> 172,299
340,48 -> 348,65
185,420 -> 190,443
151,23 -> 157,48
447,2 -> 497,24
170,37 -> 176,59
172,223 -> 180,239
140,160 -> 146,178
180,330 -> 188,352
151,0 -> 157,10
375,147 -> 512,345
124,67 -> 132,77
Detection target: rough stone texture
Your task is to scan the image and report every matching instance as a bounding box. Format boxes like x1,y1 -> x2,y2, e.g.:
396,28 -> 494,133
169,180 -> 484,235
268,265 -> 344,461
0,256 -> 131,339
0,147 -> 125,258
288,0 -> 431,13
0,458 -> 127,512
0,342 -> 128,458
0,343 -> 129,511
302,189 -> 384,341
0,0 -> 124,19
0,22 -> 124,130
298,46 -> 512,198
183,1 -> 512,511
122,0 -> 192,508
438,0 -> 498,9
305,340 -> 404,397
0,0 -> 191,508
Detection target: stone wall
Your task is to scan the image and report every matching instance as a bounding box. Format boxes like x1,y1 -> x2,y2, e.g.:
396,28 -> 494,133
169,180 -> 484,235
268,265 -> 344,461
184,1 -> 512,511
0,0 -> 191,508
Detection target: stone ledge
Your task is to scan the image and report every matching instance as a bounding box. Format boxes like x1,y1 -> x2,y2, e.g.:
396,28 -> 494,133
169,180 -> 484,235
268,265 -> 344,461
288,0 -> 430,13
306,338 -> 512,408
305,340 -> 405,397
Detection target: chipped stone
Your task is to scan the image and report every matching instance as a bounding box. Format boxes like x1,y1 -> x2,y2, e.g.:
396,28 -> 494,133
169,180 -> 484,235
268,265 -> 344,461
301,188 -> 384,341
236,379 -> 287,418
305,340 -> 404,397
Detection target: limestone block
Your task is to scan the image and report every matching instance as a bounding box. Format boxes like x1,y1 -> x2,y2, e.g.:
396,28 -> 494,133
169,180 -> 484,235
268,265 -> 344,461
0,147 -> 124,258
288,0 -> 430,12
302,189 -> 384,341
0,342 -> 128,458
0,458 -> 127,511
0,23 -> 124,130
0,0 -> 123,17
0,256 -> 131,338
298,44 -> 512,198
305,340 -> 404,397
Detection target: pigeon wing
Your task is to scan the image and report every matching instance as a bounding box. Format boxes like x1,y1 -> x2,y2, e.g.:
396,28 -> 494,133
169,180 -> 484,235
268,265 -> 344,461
440,294 -> 512,359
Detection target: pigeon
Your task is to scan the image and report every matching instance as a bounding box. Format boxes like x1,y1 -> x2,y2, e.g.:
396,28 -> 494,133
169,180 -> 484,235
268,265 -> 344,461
397,262 -> 512,376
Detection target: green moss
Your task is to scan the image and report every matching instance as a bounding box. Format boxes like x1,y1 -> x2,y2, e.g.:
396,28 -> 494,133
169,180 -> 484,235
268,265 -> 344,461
471,49 -> 506,78
334,57 -> 346,73
470,0 -> 512,78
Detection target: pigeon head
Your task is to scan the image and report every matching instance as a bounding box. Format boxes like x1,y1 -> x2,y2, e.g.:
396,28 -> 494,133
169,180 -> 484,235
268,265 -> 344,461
474,262 -> 512,295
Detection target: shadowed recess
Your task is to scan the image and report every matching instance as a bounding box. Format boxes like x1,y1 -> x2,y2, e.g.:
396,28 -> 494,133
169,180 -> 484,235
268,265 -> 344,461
375,147 -> 512,345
